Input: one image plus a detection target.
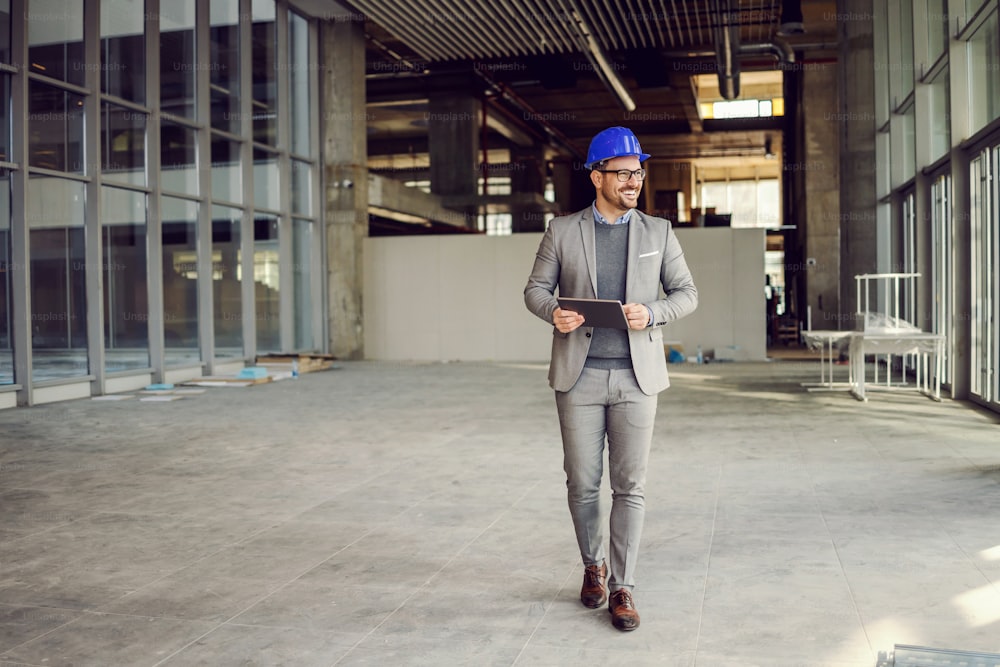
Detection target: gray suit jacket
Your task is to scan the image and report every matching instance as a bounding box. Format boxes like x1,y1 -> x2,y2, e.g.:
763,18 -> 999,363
524,207 -> 698,395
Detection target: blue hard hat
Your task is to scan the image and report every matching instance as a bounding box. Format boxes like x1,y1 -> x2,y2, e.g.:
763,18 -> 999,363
584,127 -> 651,170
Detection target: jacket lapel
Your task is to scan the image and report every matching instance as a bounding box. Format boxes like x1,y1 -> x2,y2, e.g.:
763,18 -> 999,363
625,210 -> 644,302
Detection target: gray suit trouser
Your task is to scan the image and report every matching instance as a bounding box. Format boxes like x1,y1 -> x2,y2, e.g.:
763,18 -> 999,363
555,366 -> 658,592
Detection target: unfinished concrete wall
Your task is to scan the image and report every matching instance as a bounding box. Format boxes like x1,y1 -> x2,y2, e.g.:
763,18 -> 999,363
363,228 -> 766,363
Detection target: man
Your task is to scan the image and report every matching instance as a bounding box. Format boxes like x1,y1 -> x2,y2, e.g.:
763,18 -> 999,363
524,127 -> 698,631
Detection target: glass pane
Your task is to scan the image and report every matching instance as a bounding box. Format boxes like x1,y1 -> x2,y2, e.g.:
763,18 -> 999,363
211,136 -> 242,204
28,0 -> 85,85
926,0 -> 947,64
102,186 -> 149,372
102,103 -> 146,186
969,11 -> 1000,131
101,0 -> 145,103
162,196 -> 200,365
212,204 -> 242,358
0,0 -> 9,62
289,12 -> 311,156
160,0 -> 196,119
293,218 -> 313,350
0,170 -> 11,384
928,69 -> 951,163
28,81 -> 85,173
252,0 -> 277,145
967,0 -> 990,21
253,214 -> 279,351
161,120 -> 199,195
253,147 -> 279,210
898,0 -> 914,100
291,159 -> 311,216
0,75 -> 9,162
27,176 -> 88,381
210,0 -> 241,133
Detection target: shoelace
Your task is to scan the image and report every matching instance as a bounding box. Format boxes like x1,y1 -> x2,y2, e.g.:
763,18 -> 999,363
611,590 -> 634,609
584,566 -> 604,588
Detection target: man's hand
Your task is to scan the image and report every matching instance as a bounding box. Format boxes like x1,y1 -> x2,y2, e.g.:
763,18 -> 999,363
623,303 -> 651,330
553,307 -> 585,333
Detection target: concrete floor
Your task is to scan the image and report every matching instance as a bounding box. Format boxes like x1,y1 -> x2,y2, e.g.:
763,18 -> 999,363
1,360 -> 999,666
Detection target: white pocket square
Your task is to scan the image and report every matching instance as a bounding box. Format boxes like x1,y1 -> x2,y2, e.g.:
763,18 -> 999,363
638,250 -> 660,258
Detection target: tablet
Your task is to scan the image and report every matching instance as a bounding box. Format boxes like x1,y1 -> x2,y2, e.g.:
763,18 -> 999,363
557,297 -> 629,329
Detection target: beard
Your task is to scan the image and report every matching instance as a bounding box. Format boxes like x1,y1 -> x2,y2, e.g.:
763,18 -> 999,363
602,181 -> 641,213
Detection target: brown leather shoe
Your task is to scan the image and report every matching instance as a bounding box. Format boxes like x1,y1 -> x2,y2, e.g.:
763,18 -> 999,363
608,588 -> 640,631
580,562 -> 607,608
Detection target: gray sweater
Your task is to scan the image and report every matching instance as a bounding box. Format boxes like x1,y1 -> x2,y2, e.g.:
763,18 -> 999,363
585,221 -> 631,369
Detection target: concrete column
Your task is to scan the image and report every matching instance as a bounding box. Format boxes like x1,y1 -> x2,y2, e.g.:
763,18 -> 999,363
321,17 -> 367,359
428,88 -> 480,229
551,157 -> 592,215
837,1 -> 878,320
802,62 -> 841,330
510,144 -> 546,233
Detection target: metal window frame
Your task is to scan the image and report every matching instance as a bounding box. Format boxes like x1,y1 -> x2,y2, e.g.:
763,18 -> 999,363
7,0 -> 325,402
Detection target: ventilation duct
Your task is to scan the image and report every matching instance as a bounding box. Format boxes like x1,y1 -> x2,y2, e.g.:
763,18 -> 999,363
712,0 -> 741,100
778,0 -> 806,35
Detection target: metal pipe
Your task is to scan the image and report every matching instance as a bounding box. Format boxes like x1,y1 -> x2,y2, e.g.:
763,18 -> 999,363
713,0 -> 741,100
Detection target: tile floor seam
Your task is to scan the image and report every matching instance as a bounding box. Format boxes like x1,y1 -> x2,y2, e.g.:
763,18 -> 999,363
690,463 -> 722,667
0,609 -> 128,663
82,523 -> 282,614
0,624 -> 78,662
139,485 -> 456,665
816,498 -> 876,663
944,527 -> 1000,592
145,524 -> 386,667
510,561 -> 578,666
329,480 -> 544,666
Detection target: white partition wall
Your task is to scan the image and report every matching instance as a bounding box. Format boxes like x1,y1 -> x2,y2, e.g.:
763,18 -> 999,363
363,227 -> 766,363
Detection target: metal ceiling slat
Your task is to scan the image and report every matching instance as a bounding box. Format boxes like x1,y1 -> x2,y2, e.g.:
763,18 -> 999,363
695,0 -> 709,46
350,0 -> 449,61
571,1 -> 611,51
549,0 -> 589,54
408,0 -> 479,60
473,0 -> 534,57
596,0 -> 637,50
514,0 -> 564,54
609,0 -> 643,49
651,0 -> 672,47
430,0 -> 489,60
673,0 -> 695,46
640,0 -> 662,47
548,0 -> 580,54
626,0 -> 652,48
581,1 -> 621,51
660,0 -> 677,48
452,0 -> 512,57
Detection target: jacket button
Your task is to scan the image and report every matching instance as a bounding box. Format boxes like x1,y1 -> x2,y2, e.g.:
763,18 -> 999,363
585,332 -> 592,338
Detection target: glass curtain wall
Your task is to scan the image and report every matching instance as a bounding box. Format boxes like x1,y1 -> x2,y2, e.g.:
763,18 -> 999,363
162,196 -> 200,365
102,186 -> 148,371
27,177 -> 88,381
290,10 -> 316,350
1,3 -> 10,385
9,0 -> 320,399
0,169 -> 11,385
212,204 -> 242,358
930,174 -> 954,387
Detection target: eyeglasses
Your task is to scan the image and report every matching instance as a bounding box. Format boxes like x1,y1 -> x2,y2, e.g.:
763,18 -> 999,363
595,168 -> 646,182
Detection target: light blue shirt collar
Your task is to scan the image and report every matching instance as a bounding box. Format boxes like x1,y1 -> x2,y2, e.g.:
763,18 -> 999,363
592,203 -> 632,226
